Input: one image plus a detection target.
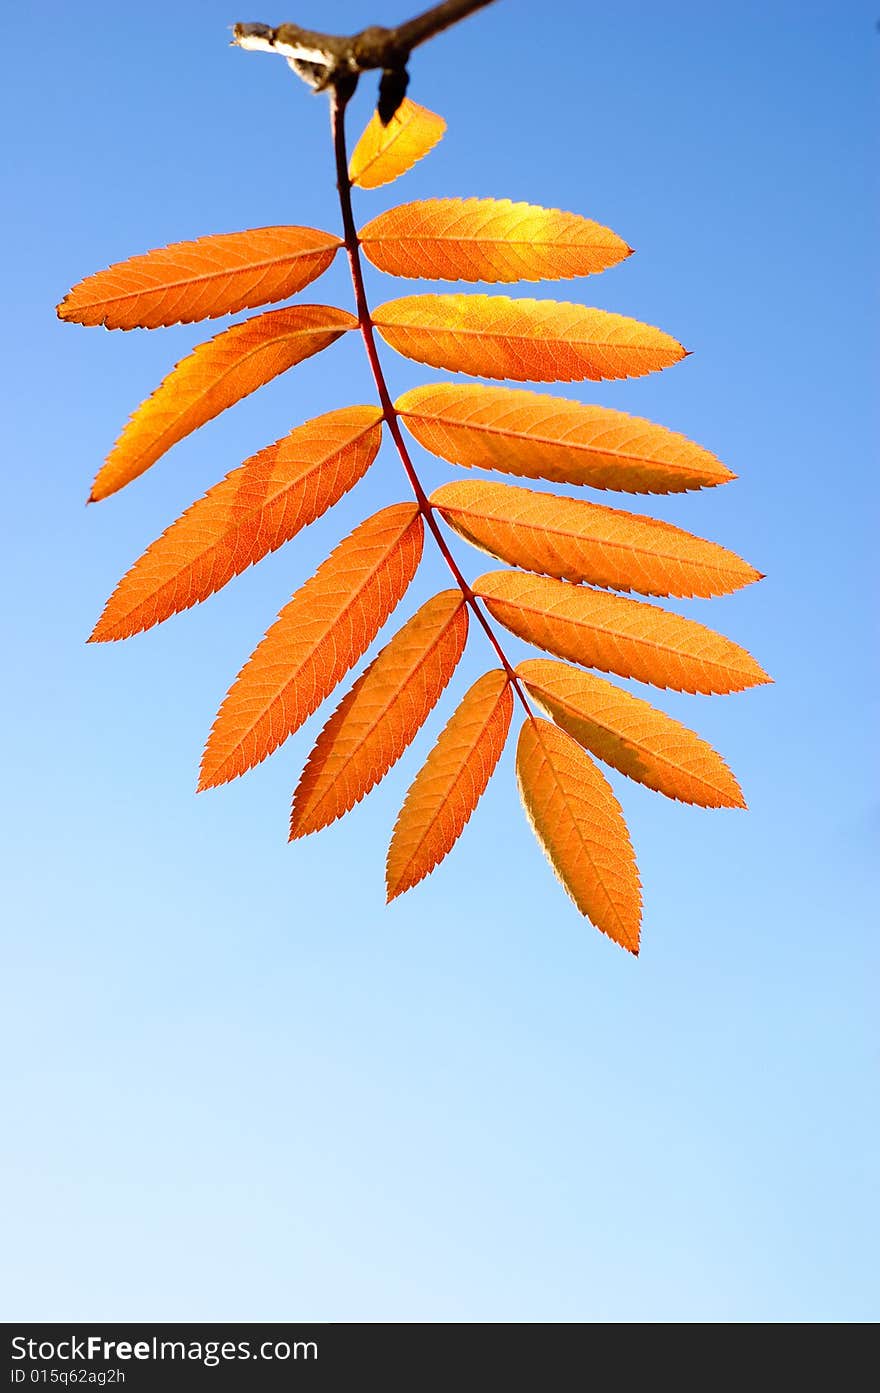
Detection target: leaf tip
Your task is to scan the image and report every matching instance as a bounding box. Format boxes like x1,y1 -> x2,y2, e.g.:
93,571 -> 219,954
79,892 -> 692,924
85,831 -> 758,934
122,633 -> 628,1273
196,752 -> 222,794
385,860 -> 408,903
198,739 -> 243,791
754,664 -> 774,688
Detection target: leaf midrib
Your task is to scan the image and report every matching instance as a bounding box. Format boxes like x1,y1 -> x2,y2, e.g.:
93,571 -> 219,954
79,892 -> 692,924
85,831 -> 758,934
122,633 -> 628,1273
363,231 -> 622,251
380,315 -> 672,354
401,409 -> 705,475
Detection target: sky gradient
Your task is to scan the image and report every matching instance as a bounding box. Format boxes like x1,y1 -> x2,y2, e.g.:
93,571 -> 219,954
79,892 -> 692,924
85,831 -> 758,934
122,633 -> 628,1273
2,1 -> 876,1321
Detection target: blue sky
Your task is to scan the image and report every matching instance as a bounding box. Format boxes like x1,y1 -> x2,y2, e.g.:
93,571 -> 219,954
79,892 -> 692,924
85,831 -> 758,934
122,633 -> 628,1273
2,1 -> 876,1320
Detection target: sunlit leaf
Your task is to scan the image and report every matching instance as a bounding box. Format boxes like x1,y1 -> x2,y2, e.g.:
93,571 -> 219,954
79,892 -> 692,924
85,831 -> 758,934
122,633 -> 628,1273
92,305 -> 357,500
518,659 -> 745,807
57,227 -> 342,330
373,293 -> 685,382
476,570 -> 770,694
431,479 -> 761,596
91,406 -> 383,640
516,717 -> 641,952
199,504 -> 423,789
290,590 -> 468,837
397,383 -> 733,493
349,99 -> 446,189
387,669 -> 513,899
360,197 -> 631,282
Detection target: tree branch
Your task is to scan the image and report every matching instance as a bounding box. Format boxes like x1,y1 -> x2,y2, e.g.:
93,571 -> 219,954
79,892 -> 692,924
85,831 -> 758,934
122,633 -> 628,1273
370,0 -> 498,57
233,0 -> 498,119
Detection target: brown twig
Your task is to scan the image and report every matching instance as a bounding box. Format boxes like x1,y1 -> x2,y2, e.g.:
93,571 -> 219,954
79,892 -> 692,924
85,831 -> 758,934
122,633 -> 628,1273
233,0 -> 498,119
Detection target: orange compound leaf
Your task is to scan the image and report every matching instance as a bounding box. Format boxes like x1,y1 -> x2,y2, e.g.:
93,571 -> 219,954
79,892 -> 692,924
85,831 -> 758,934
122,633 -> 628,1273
516,718 -> 641,953
199,504 -> 423,790
90,305 -> 357,501
372,294 -> 685,384
517,660 -> 745,808
359,198 -> 631,283
90,406 -> 383,642
396,383 -> 733,494
475,571 -> 771,695
430,480 -> 761,598
290,590 -> 468,839
57,226 -> 342,331
386,669 -> 513,900
349,98 -> 446,189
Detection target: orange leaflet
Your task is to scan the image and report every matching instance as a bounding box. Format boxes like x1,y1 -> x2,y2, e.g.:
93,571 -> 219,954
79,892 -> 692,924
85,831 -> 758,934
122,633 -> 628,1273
348,99 -> 446,189
386,669 -> 513,900
91,305 -> 357,501
359,198 -> 631,283
475,571 -> 771,694
396,383 -> 733,494
430,480 -> 761,597
290,591 -> 468,838
516,718 -> 641,953
57,226 -> 342,330
372,294 -> 685,383
199,504 -> 423,789
90,407 -> 383,642
517,660 -> 745,808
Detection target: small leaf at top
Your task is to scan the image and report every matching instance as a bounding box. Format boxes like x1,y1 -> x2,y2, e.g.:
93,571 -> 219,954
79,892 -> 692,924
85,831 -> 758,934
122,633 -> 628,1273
396,383 -> 734,494
349,98 -> 446,190
373,294 -> 686,383
57,227 -> 342,330
91,305 -> 357,501
516,717 -> 642,953
360,198 -> 631,283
